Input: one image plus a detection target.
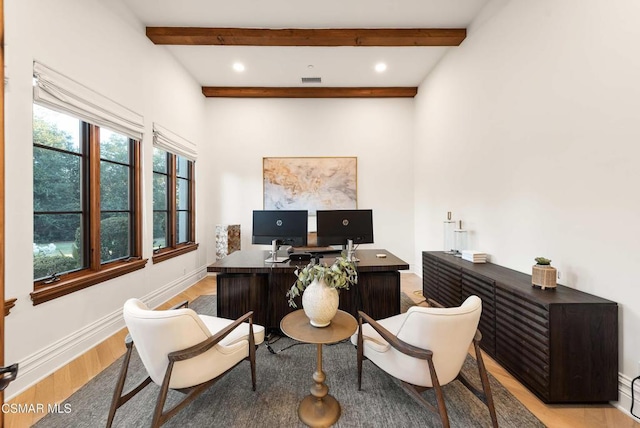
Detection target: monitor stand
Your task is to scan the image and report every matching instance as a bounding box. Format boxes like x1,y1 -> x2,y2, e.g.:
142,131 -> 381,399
345,239 -> 359,262
265,239 -> 289,263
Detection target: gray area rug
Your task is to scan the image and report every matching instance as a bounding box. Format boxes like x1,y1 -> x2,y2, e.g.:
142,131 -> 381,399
35,295 -> 544,427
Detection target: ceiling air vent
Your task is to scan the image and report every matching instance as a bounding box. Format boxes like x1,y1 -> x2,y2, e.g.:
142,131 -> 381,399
301,77 -> 322,84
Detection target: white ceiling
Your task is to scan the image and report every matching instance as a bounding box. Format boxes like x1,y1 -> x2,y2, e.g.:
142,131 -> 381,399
120,0 -> 490,88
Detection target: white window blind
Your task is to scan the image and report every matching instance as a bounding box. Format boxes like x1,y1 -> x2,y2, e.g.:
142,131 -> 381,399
33,61 -> 144,140
152,123 -> 197,161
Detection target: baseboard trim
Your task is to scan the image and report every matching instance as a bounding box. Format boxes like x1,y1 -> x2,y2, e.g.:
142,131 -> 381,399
615,372 -> 640,421
5,265 -> 207,400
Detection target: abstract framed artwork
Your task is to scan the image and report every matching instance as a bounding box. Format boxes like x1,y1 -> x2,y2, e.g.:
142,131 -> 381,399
263,157 -> 357,214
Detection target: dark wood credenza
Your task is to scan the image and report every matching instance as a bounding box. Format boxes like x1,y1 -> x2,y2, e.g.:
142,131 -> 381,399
207,249 -> 409,330
422,251 -> 618,403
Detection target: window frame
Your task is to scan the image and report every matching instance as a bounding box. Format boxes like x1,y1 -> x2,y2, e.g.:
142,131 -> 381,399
152,151 -> 198,264
31,120 -> 147,305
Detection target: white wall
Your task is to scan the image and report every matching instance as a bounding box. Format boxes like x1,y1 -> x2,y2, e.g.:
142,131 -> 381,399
414,0 -> 640,413
202,98 -> 415,267
3,0 -> 209,397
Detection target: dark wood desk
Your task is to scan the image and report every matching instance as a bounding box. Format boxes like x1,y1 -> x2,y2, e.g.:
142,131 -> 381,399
207,249 -> 409,329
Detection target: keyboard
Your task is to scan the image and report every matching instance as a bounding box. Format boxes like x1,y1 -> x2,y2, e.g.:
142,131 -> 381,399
288,246 -> 342,255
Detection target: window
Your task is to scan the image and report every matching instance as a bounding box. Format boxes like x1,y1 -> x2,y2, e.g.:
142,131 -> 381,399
32,104 -> 146,305
152,147 -> 197,263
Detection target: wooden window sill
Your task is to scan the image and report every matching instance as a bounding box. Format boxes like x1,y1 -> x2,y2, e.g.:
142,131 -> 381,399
152,242 -> 199,264
31,258 -> 148,305
4,298 -> 17,316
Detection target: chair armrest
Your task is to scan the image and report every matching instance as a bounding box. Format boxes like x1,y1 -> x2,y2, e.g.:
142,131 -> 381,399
168,311 -> 254,362
169,300 -> 189,310
358,311 -> 432,360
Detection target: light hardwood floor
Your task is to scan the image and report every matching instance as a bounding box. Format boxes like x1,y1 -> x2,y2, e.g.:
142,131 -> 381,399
6,273 -> 639,427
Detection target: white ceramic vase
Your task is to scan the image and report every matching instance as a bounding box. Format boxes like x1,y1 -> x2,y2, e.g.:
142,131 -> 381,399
302,278 -> 339,327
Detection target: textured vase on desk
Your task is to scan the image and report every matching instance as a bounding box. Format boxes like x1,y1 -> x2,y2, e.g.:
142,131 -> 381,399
302,278 -> 339,327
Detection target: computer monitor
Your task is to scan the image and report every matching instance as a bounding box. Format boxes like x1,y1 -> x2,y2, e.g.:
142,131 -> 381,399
252,210 -> 308,247
316,209 -> 374,247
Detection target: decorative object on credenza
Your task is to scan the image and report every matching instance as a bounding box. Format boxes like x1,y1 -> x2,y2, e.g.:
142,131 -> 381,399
443,211 -> 456,254
453,220 -> 468,257
286,256 -> 358,327
532,257 -> 557,290
215,224 -> 241,259
263,157 -> 357,214
461,250 -> 487,263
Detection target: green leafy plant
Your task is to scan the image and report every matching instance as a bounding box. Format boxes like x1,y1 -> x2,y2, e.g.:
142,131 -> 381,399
33,254 -> 79,280
535,257 -> 552,265
286,256 -> 358,308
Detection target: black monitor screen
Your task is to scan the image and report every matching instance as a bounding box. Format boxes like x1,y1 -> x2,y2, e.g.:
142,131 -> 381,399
316,209 -> 374,247
252,210 -> 308,246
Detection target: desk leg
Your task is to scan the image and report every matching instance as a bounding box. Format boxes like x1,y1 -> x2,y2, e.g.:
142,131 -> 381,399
298,344 -> 341,427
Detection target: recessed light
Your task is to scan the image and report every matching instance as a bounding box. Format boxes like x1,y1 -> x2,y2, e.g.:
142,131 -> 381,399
233,62 -> 245,72
375,62 -> 387,73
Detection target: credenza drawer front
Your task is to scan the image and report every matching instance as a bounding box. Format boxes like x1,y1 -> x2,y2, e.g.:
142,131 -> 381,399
472,303 -> 495,354
496,348 -> 550,400
496,290 -> 549,334
497,316 -> 549,361
462,273 -> 495,303
496,318 -> 549,373
437,262 -> 461,307
496,287 -> 551,396
438,286 -> 460,308
476,320 -> 496,355
422,253 -> 439,266
497,346 -> 549,388
462,273 -> 496,354
422,255 -> 439,301
496,303 -> 549,342
496,287 -> 548,318
496,292 -> 550,359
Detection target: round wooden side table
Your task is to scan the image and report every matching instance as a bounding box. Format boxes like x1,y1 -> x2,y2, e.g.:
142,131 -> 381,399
280,309 -> 357,427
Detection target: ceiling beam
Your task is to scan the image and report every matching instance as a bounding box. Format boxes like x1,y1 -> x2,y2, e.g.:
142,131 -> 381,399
147,27 -> 466,47
201,87 -> 418,98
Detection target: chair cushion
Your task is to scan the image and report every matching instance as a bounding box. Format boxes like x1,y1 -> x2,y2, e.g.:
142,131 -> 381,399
123,298 -> 265,389
351,296 -> 482,387
199,315 -> 265,348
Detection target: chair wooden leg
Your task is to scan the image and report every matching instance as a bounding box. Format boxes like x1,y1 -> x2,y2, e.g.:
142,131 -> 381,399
399,358 -> 451,428
457,339 -> 499,428
357,317 -> 364,390
152,359 -> 177,428
426,357 -> 451,428
150,335 -> 259,427
473,341 -> 498,428
106,337 -> 152,428
249,318 -> 257,391
399,381 -> 442,420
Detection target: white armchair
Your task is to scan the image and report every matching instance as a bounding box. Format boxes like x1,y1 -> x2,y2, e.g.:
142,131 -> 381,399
107,298 -> 265,427
351,295 -> 498,428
